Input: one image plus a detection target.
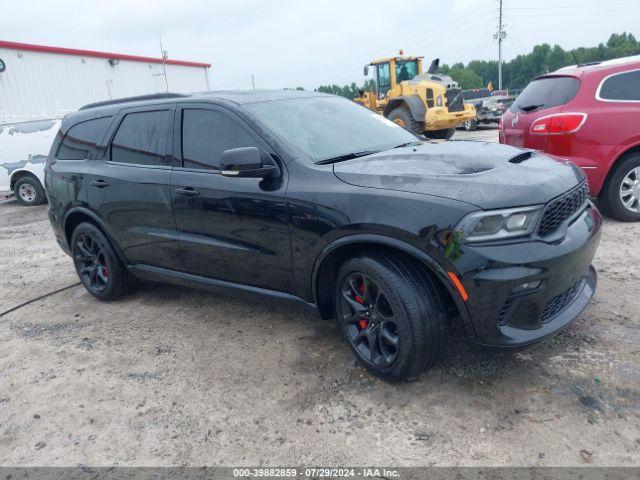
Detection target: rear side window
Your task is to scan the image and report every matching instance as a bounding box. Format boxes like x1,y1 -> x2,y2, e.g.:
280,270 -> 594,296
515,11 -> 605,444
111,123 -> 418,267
57,117 -> 112,160
511,77 -> 580,112
181,109 -> 259,170
111,110 -> 171,166
598,70 -> 640,101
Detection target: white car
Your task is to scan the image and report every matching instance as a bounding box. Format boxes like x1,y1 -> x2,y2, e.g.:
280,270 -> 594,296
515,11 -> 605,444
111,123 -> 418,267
0,119 -> 59,206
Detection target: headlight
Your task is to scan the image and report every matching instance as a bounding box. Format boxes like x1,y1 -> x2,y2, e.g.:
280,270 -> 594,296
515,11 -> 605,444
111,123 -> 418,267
455,206 -> 542,243
436,95 -> 443,107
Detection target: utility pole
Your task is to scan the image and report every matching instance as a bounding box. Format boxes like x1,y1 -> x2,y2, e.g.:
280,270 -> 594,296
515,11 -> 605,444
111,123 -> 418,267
251,74 -> 256,90
494,0 -> 507,91
160,37 -> 169,92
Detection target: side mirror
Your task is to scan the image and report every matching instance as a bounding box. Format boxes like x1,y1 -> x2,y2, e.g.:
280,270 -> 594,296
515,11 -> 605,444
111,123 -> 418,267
220,147 -> 279,178
364,65 -> 369,76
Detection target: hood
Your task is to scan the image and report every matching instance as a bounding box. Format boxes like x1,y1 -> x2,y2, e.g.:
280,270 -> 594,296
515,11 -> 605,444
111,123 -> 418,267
332,141 -> 585,210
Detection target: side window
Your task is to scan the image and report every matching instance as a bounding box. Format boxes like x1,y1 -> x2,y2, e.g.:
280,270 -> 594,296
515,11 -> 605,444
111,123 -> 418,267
182,109 -> 259,170
57,116 -> 112,160
111,110 -> 171,166
395,60 -> 418,82
599,70 -> 640,101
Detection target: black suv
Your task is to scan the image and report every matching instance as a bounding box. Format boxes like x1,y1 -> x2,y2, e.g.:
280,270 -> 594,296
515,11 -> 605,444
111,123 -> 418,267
46,90 -> 602,381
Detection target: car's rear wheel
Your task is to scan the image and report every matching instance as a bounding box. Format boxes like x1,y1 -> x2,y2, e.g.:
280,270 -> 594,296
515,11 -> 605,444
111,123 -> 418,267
335,254 -> 445,382
601,153 -> 640,221
71,222 -> 135,300
386,106 -> 422,136
14,176 -> 46,206
426,128 -> 455,140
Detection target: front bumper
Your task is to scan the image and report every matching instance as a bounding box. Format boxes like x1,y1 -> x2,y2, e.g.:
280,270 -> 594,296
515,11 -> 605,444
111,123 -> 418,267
454,202 -> 602,347
477,109 -> 504,123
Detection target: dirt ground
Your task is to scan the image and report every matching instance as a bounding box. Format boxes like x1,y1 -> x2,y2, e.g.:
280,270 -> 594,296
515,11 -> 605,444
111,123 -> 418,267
0,127 -> 639,467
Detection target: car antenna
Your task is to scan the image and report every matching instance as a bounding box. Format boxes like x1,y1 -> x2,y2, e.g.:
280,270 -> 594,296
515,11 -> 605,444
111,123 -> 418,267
570,50 -> 581,66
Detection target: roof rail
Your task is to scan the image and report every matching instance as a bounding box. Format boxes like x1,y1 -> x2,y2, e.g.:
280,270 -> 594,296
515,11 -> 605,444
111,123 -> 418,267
79,92 -> 189,110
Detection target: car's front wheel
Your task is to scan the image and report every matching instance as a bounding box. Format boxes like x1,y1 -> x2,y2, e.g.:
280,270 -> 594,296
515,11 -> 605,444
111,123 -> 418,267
601,153 -> 640,221
335,254 -> 445,382
71,222 -> 135,300
14,176 -> 46,206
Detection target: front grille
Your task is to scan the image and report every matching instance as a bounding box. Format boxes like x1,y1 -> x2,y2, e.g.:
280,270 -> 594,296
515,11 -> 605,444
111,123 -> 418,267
538,182 -> 589,236
445,88 -> 464,112
539,279 -> 583,323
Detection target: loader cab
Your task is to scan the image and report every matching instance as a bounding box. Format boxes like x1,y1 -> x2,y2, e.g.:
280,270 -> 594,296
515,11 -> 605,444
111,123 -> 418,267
365,55 -> 423,100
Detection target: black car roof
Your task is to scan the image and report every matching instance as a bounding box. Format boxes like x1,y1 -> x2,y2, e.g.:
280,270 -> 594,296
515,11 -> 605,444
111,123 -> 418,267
80,89 -> 327,112
64,89 -> 330,128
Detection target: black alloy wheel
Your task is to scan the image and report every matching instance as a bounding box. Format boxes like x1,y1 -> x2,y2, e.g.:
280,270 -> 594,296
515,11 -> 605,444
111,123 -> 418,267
335,254 -> 446,382
74,233 -> 110,293
340,272 -> 400,367
70,222 -> 135,300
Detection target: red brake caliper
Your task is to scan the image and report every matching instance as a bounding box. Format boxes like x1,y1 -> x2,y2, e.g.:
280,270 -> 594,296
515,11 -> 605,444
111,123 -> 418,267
355,282 -> 368,330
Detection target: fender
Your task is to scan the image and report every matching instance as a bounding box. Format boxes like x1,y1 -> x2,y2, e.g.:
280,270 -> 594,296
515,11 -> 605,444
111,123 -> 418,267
62,206 -> 130,266
383,95 -> 426,122
606,139 -> 640,171
9,167 -> 45,190
311,233 -> 474,334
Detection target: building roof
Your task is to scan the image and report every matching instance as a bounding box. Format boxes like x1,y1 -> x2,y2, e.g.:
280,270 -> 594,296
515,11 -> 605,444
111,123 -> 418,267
0,40 -> 211,68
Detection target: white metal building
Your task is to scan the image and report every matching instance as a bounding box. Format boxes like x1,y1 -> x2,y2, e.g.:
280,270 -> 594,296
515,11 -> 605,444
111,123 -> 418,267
0,40 -> 211,123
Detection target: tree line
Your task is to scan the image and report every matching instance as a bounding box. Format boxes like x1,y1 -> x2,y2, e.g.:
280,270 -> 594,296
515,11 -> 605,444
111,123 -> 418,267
310,32 -> 639,96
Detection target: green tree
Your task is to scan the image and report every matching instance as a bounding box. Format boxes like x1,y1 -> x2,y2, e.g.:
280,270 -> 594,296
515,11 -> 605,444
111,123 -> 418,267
314,32 -> 640,93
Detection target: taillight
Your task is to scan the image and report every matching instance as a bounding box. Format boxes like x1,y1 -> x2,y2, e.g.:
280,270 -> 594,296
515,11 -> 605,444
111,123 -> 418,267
498,115 -> 503,130
530,113 -> 586,135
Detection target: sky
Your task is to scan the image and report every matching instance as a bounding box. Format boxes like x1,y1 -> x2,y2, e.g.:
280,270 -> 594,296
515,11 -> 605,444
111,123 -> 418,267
2,0 -> 639,90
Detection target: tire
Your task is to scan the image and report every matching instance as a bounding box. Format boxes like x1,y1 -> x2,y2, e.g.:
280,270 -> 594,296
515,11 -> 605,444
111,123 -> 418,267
386,106 -> 422,136
14,176 -> 46,206
464,119 -> 478,131
334,253 -> 445,382
71,222 -> 135,300
600,153 -> 640,221
426,128 -> 455,140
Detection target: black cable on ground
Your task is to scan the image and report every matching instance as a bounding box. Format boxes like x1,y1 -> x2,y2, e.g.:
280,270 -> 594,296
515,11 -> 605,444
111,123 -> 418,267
0,282 -> 81,317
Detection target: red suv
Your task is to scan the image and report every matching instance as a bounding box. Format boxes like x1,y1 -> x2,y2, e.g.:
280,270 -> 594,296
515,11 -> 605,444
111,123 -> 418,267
500,56 -> 640,221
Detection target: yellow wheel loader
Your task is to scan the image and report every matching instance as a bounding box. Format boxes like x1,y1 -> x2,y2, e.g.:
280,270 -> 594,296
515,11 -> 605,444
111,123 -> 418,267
354,53 -> 475,139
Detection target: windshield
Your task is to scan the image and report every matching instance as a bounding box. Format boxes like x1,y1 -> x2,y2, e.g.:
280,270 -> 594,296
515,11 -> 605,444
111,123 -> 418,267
244,96 -> 418,163
511,76 -> 580,113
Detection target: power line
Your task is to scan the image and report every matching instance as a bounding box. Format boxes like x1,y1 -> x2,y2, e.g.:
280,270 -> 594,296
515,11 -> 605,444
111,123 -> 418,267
266,16 -> 498,86
506,5 -> 640,18
507,1 -> 639,9
252,4 -> 499,86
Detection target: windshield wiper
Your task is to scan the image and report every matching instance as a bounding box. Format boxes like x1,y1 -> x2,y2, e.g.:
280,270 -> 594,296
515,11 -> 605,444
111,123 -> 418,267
519,103 -> 545,112
315,150 -> 379,165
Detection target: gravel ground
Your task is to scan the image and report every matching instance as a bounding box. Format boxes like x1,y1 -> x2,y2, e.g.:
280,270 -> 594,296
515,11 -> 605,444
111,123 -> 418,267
0,127 -> 639,466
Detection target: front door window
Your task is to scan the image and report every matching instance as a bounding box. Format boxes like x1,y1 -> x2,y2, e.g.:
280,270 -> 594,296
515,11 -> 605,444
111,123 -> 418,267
377,63 -> 391,99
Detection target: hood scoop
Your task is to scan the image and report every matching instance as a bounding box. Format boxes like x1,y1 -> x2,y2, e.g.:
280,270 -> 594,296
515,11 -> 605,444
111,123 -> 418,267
508,151 -> 533,164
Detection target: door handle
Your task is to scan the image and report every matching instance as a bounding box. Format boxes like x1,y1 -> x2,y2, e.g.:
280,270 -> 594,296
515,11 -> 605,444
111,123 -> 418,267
90,179 -> 109,188
175,187 -> 200,197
